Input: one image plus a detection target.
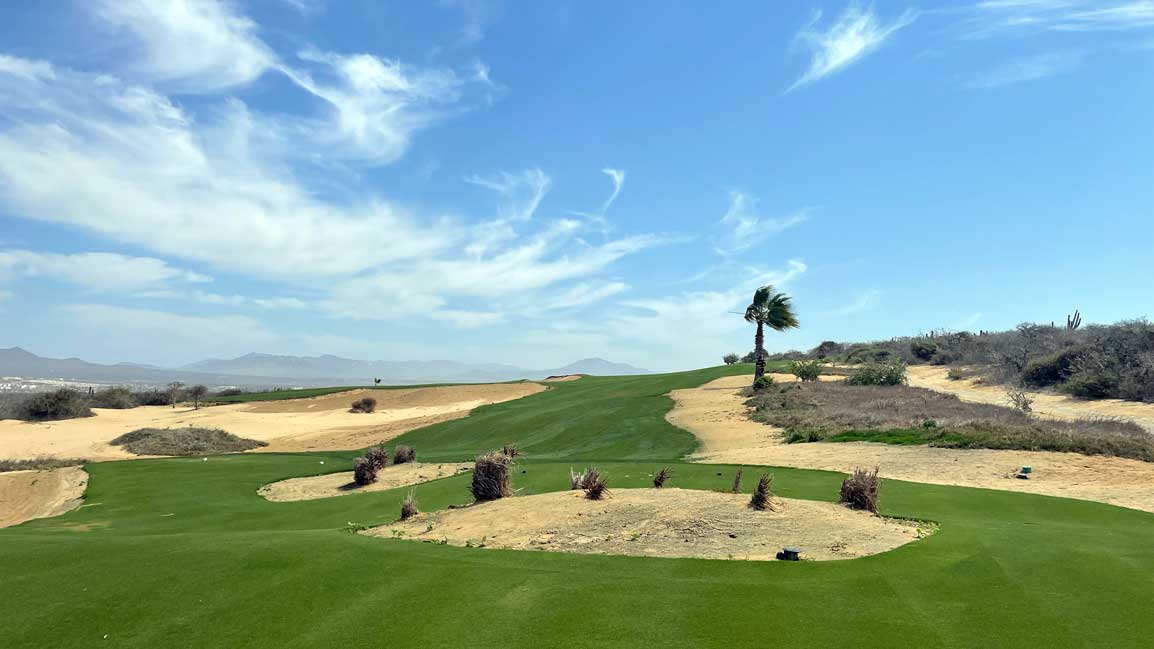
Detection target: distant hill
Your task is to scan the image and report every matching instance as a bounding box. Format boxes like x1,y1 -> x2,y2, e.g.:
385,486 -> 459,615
0,347 -> 650,387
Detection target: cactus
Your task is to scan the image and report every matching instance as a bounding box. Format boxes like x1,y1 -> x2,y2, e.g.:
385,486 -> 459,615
1066,310 -> 1082,331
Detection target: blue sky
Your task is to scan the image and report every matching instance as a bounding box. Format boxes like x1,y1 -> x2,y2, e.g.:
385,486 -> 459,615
1,1 -> 1152,371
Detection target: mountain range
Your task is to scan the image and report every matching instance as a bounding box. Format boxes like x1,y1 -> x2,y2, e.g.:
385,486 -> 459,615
0,347 -> 650,387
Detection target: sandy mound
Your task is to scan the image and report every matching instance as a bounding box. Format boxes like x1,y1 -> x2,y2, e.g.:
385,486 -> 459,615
907,365 -> 1154,432
0,466 -> 88,528
0,383 -> 545,460
259,462 -> 471,502
370,488 -> 929,561
541,375 -> 583,382
670,375 -> 1154,513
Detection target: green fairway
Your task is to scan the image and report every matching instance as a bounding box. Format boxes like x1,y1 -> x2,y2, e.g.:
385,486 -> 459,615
3,365 -> 1153,648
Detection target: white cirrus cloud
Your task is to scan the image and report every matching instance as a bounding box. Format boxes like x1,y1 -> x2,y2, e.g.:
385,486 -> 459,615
92,0 -> 276,93
0,249 -> 210,293
715,190 -> 809,255
960,1 -> 1154,38
965,52 -> 1082,88
832,288 -> 881,315
788,2 -> 918,92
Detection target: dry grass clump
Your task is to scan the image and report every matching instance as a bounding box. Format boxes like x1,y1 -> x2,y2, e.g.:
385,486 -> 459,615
501,443 -> 522,458
353,457 -> 378,486
0,457 -> 87,473
748,473 -> 777,511
393,444 -> 416,464
840,467 -> 880,513
109,427 -> 267,456
747,381 -> 1154,461
569,467 -> 584,490
472,451 -> 513,501
1005,387 -> 1034,413
581,468 -> 610,500
653,466 -> 673,488
349,397 -> 377,413
400,489 -> 419,520
363,445 -> 389,471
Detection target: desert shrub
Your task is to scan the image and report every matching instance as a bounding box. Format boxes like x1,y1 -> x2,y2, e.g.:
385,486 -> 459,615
363,445 -> 389,471
723,353 -> 739,365
501,443 -> 522,458
1005,387 -> 1034,413
110,427 -> 266,456
393,444 -> 416,464
731,467 -> 743,493
349,397 -> 377,413
0,457 -> 87,473
846,362 -> 906,386
909,339 -> 939,361
401,489 -> 419,520
353,457 -> 378,486
790,359 -> 822,382
1063,372 -> 1119,399
89,387 -> 137,409
1022,347 -> 1088,388
653,466 -> 673,488
134,389 -> 170,406
569,467 -> 584,490
840,467 -> 880,513
740,350 -> 758,363
14,389 -> 94,422
472,452 -> 512,501
946,367 -> 965,381
752,375 -> 775,392
581,467 -> 609,500
812,340 -> 843,359
749,473 -> 776,511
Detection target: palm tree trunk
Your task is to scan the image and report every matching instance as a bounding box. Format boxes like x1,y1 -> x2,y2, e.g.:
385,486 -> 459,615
754,321 -> 765,382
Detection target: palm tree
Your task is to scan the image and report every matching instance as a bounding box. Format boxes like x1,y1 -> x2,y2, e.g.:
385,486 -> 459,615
744,285 -> 799,384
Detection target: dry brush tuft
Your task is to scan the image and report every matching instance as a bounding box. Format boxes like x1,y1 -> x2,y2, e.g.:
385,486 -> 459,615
749,473 -> 777,511
472,451 -> 513,501
393,444 -> 416,464
653,466 -> 673,488
401,489 -> 419,520
840,467 -> 881,513
349,397 -> 377,413
581,467 -> 610,500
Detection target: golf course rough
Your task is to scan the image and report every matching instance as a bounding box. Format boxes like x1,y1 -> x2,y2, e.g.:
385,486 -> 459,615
3,364 -> 1154,648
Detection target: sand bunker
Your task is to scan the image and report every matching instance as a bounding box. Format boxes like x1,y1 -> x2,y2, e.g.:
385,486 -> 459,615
0,466 -> 88,528
370,488 -> 929,561
541,374 -> 583,382
670,375 -> 1154,513
907,365 -> 1154,433
259,462 -> 471,502
0,383 -> 545,461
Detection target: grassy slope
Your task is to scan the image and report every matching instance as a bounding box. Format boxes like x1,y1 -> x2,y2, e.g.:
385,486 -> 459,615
2,364 -> 1153,648
205,381 -> 512,403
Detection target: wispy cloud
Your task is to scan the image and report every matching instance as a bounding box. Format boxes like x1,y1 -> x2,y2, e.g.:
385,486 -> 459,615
960,1 -> 1154,38
950,312 -> 983,331
0,249 -> 210,293
832,289 -> 881,315
715,190 -> 809,255
788,2 -> 918,92
965,52 -> 1081,88
570,167 -> 626,229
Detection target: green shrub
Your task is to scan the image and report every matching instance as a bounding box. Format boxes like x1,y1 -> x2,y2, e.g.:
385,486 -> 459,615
752,375 -> 775,392
134,389 -> 170,406
89,387 -> 137,409
812,340 -> 843,359
1023,347 -> 1087,387
1063,373 -> 1119,399
213,388 -> 245,398
722,353 -> 739,365
15,389 -> 94,422
910,340 -> 939,361
946,367 -> 965,381
846,362 -> 906,386
790,359 -> 822,382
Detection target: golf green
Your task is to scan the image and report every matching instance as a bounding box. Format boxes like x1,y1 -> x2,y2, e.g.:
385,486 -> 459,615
3,365 -> 1152,648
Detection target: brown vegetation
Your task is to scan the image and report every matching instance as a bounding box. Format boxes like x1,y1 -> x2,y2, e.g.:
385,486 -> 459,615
471,451 -> 512,501
840,467 -> 880,513
749,473 -> 776,511
109,427 -> 267,456
349,397 -> 377,413
393,444 -> 416,464
653,466 -> 673,488
582,468 -> 610,500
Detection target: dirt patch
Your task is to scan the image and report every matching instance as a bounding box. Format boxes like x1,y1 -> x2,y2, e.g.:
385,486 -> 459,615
670,375 -> 1154,513
907,365 -> 1154,433
258,462 -> 471,502
0,383 -> 545,460
0,466 -> 88,528
370,488 -> 929,561
541,375 -> 583,382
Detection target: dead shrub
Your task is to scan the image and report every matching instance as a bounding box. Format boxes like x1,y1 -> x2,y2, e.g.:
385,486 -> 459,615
581,468 -> 609,500
393,444 -> 416,464
731,467 -> 743,493
109,427 -> 266,456
15,389 -> 93,422
653,466 -> 673,488
749,473 -> 776,511
1005,387 -> 1034,413
471,452 -> 512,501
501,443 -> 522,458
401,489 -> 419,520
363,445 -> 389,471
349,397 -> 377,413
569,467 -> 583,490
353,457 -> 378,486
840,467 -> 880,513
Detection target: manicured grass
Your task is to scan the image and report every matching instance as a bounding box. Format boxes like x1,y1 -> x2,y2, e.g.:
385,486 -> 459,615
3,363 -> 1152,648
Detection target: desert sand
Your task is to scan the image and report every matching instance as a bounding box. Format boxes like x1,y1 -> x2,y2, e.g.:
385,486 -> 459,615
371,488 -> 929,561
906,365 -> 1154,432
669,375 -> 1154,513
0,383 -> 545,461
0,466 -> 88,528
541,374 -> 584,382
259,462 -> 471,502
